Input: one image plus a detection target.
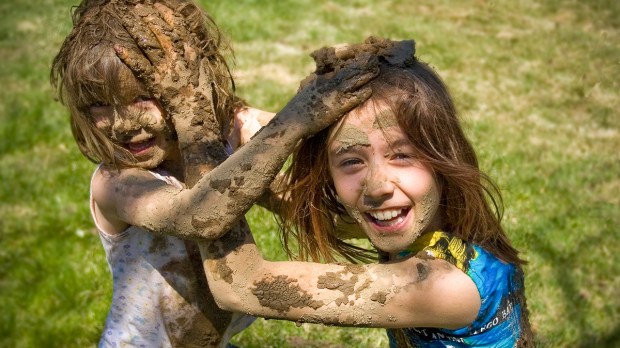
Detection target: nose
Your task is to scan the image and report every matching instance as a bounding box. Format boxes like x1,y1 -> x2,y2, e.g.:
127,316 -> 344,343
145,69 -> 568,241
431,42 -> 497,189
111,108 -> 141,140
362,162 -> 395,207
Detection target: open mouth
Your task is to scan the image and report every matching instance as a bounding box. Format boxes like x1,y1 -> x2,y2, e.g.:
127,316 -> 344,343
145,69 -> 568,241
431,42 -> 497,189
125,138 -> 156,155
366,207 -> 410,227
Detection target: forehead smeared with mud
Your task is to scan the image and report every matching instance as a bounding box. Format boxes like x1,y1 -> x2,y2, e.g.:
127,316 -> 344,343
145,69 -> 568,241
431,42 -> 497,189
329,104 -> 401,157
331,123 -> 370,154
372,109 -> 399,129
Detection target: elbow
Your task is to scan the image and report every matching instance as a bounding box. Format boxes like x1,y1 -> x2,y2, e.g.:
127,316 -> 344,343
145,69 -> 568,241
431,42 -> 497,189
189,213 -> 228,239
173,213 -> 230,240
212,289 -> 246,313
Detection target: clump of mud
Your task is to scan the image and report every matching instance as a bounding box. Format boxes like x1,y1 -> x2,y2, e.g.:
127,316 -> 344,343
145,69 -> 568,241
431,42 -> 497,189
300,36 -> 416,89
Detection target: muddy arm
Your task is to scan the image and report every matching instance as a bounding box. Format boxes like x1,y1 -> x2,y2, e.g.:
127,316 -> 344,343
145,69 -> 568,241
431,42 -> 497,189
200,222 -> 480,329
116,3 -> 379,240
173,69 -> 374,239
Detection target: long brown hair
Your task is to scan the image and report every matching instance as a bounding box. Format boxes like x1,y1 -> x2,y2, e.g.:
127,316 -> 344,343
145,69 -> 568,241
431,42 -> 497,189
279,57 -> 525,266
279,51 -> 534,345
50,0 -> 236,168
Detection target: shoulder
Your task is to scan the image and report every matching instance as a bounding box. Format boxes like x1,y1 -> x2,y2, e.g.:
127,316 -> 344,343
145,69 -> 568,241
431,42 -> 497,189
410,231 -> 519,301
91,166 -> 175,234
390,254 -> 481,329
409,231 -> 478,273
92,166 -> 167,198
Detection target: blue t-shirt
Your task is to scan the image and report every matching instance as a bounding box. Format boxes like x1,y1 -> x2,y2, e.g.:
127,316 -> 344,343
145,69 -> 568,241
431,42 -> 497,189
387,231 -> 526,348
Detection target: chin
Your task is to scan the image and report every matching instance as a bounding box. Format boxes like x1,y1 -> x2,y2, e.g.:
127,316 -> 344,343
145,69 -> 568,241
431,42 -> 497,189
369,238 -> 409,254
369,232 -> 424,255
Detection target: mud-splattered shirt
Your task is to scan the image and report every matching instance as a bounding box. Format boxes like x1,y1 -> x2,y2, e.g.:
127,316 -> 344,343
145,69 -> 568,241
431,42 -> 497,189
387,231 -> 526,348
90,166 -> 254,348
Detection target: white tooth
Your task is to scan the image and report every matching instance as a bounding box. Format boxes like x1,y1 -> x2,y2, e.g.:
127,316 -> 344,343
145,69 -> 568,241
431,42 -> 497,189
370,209 -> 402,221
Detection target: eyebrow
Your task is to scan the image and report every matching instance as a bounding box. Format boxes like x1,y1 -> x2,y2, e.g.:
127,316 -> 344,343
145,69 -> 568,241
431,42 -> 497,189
386,137 -> 413,149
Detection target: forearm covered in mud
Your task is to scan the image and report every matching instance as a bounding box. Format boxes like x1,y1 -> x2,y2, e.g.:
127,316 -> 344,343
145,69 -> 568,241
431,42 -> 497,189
172,111 -> 308,240
175,62 -> 377,239
200,221 -> 431,329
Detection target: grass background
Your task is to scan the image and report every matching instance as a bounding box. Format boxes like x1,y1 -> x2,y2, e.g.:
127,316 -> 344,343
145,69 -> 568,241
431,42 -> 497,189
1,0 -> 618,347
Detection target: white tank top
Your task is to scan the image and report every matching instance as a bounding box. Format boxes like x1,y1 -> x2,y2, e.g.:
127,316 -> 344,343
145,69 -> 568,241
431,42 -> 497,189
90,166 -> 254,347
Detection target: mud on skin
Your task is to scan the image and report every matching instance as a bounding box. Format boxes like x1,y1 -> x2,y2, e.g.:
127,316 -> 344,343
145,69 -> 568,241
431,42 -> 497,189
118,4 -> 380,240
317,269 -> 360,306
252,275 -> 324,313
204,221 -> 250,284
117,14 -> 382,343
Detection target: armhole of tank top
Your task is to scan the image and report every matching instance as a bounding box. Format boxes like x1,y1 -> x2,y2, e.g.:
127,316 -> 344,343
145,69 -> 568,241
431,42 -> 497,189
89,164 -> 130,241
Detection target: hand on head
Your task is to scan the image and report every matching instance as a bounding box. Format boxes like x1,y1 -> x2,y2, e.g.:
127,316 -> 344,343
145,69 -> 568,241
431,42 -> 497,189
114,1 -> 233,180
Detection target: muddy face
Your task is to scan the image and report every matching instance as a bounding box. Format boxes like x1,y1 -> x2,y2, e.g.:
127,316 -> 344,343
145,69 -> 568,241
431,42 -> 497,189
89,68 -> 177,169
327,102 -> 442,254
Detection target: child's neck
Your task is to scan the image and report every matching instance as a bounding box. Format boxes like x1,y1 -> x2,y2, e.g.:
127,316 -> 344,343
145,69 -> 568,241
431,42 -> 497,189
158,147 -> 185,182
157,152 -> 185,182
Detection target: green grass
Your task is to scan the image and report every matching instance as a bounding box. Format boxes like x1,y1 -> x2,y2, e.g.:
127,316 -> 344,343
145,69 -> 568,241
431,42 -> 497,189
1,0 -> 618,347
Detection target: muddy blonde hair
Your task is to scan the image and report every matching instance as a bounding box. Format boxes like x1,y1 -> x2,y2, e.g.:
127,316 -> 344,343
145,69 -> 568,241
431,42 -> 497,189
50,0 -> 236,167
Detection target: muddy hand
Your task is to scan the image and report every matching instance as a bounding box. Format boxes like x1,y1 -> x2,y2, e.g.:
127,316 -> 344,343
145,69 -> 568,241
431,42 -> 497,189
115,2 -> 227,177
115,2 -> 220,136
279,53 -> 379,136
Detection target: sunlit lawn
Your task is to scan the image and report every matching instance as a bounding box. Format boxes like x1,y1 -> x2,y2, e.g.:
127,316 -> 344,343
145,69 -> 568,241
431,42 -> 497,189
1,0 -> 618,347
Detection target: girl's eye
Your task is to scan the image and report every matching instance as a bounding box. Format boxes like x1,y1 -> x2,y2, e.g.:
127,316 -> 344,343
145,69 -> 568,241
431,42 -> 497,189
340,158 -> 363,168
391,152 -> 418,164
394,153 -> 411,160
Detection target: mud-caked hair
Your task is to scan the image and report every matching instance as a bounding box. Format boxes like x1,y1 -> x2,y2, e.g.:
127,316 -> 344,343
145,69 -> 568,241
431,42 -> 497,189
51,0 -> 236,167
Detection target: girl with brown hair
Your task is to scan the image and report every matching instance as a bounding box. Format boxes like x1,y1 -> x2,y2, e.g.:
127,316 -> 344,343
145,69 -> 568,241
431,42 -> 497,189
50,1 -> 375,346
203,37 -> 534,347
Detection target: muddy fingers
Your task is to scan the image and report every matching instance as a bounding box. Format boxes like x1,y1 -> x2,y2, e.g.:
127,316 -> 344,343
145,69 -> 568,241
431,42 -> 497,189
114,44 -> 157,90
150,3 -> 203,86
276,53 -> 378,135
331,87 -> 374,115
120,10 -> 163,66
325,54 -> 379,94
116,2 -> 215,118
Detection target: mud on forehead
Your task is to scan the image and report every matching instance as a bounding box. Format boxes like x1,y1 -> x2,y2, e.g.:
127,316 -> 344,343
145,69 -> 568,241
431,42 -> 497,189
331,123 -> 370,153
329,106 -> 401,154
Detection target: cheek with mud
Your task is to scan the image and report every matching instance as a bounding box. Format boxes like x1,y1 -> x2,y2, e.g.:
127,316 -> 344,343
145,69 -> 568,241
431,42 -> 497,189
346,205 -> 365,224
413,187 -> 439,235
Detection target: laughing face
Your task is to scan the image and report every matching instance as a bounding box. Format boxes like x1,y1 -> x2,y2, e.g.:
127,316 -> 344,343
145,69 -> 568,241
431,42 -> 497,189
327,102 -> 442,254
89,71 -> 177,170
